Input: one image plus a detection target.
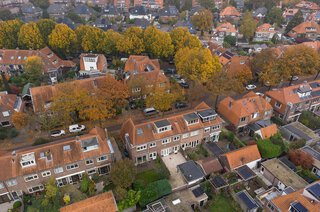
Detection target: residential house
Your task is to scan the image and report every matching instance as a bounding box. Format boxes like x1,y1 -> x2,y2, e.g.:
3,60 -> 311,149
288,21 -> 320,40
254,23 -> 276,42
113,0 -> 130,11
217,92 -> 273,133
219,6 -> 241,22
265,80 -> 320,123
73,4 -> 94,21
280,121 -> 319,144
260,158 -> 308,191
124,55 -> 169,98
60,191 -> 118,212
129,6 -> 152,20
234,0 -> 244,10
214,22 -> 237,42
267,181 -> 320,211
236,190 -> 259,212
224,55 -> 250,77
174,20 -> 196,34
0,0 -> 29,7
102,4 -> 122,18
129,18 -> 150,29
253,7 -> 268,19
158,5 -> 179,24
248,120 -> 278,139
0,127 -> 114,204
301,146 -> 320,177
196,157 -> 223,176
49,0 -> 70,4
79,53 -> 108,76
295,0 -> 320,14
0,47 -> 75,83
282,8 -> 299,23
20,3 -> 42,20
92,17 -> 112,30
29,76 -> 107,113
307,10 -> 320,22
120,102 -> 224,165
177,160 -> 205,185
219,144 -> 261,171
0,91 -> 23,127
47,4 -> 69,20
133,0 -> 163,9
57,17 -> 76,29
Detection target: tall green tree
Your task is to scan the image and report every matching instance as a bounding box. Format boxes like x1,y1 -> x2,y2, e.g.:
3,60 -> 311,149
48,23 -> 77,57
198,0 -> 215,11
240,11 -> 257,39
110,159 -> 136,189
285,10 -> 304,34
103,29 -> 121,56
191,9 -> 213,36
24,56 -> 44,85
18,22 -> 45,49
41,177 -> 58,206
175,47 -> 221,83
36,19 -> 56,44
170,27 -> 202,53
265,7 -> 284,27
143,26 -> 174,58
0,19 -> 23,49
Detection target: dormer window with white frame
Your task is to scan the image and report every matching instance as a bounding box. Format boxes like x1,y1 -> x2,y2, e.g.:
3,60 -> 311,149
197,109 -> 217,123
162,138 -> 171,145
20,152 -> 36,168
154,119 -> 172,133
184,113 -> 199,126
136,144 -> 147,151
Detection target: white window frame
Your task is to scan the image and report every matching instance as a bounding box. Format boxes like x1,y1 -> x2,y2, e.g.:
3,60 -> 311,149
182,133 -> 189,139
149,142 -> 156,148
97,155 -> 108,162
136,145 -> 147,151
275,101 -> 282,109
6,179 -> 17,187
41,170 -> 51,178
173,136 -> 180,141
28,184 -> 44,193
162,138 -> 171,145
0,182 -> 4,189
190,130 -> 199,137
66,163 -> 79,170
24,174 -> 39,182
240,117 -> 246,122
86,159 -> 94,165
204,127 -> 210,133
87,168 -> 97,175
54,167 -> 63,174
149,152 -> 157,160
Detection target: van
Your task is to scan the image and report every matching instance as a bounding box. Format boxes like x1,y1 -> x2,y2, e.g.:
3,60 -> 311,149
143,107 -> 157,116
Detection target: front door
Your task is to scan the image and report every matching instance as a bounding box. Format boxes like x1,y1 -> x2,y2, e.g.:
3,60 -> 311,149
173,145 -> 179,153
161,148 -> 171,157
11,191 -> 19,200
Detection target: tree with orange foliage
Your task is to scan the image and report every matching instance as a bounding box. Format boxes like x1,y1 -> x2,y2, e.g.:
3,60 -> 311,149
12,111 -> 29,129
288,149 -> 314,169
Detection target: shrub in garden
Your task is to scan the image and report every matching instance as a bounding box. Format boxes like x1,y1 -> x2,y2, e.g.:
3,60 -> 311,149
13,201 -> 22,209
139,179 -> 172,207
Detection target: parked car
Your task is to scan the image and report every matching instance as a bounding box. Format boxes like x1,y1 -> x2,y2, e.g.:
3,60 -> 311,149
164,68 -> 176,75
292,76 -> 299,81
50,130 -> 65,137
143,107 -> 158,116
69,124 -> 86,133
179,82 -> 189,89
175,102 -> 188,109
246,84 -> 257,90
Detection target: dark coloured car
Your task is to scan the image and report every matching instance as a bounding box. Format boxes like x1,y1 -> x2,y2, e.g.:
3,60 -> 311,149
175,102 -> 188,109
179,82 -> 189,89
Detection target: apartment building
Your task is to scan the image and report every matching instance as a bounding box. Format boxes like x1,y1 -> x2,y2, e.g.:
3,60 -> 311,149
133,0 -> 163,9
120,102 -> 224,165
114,0 -> 130,11
0,127 -> 114,204
265,80 -> 320,123
217,92 -> 273,133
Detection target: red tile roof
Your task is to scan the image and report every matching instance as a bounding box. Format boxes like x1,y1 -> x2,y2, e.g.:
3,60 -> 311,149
256,23 -> 275,33
220,6 -> 241,17
260,124 -> 278,139
79,53 -> 107,72
288,21 -> 320,37
295,0 -> 320,10
215,22 -> 237,33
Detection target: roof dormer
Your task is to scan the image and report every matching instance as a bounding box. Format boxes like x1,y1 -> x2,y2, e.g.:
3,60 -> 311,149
297,83 -> 312,98
154,119 -> 172,133
20,152 -> 36,168
183,113 -> 199,126
197,109 -> 217,122
81,137 -> 99,152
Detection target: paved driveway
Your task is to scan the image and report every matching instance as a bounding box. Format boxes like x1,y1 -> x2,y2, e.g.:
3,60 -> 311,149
162,152 -> 187,189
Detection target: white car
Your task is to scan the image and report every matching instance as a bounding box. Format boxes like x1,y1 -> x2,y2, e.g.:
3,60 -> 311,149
292,76 -> 299,81
255,92 -> 264,97
50,130 -> 65,137
69,124 -> 86,133
246,84 -> 257,90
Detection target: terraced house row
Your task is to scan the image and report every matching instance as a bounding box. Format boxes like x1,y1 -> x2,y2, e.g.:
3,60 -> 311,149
0,127 -> 114,204
121,102 -> 224,165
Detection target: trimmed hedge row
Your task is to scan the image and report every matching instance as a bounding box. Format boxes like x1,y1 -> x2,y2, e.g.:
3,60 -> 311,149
139,179 -> 172,207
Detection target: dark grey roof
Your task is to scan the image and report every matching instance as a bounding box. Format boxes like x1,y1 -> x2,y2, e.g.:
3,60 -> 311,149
177,160 -> 204,183
237,191 -> 258,210
81,137 -> 98,148
183,113 -> 199,122
57,17 -> 75,29
206,142 -> 224,156
192,187 -> 204,197
129,6 -> 147,15
301,146 -> 320,161
21,3 -> 42,14
189,6 -> 204,16
279,156 -> 297,172
290,201 -> 308,212
253,7 -> 268,17
74,4 -> 93,15
283,186 -> 295,194
154,119 -> 171,128
47,4 -> 68,14
282,124 -> 312,141
103,4 -> 119,15
197,108 -> 217,119
211,176 -> 228,188
158,5 -> 179,17
235,165 -> 256,181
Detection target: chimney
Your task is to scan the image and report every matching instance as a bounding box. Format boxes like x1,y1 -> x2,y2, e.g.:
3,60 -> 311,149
228,101 -> 232,108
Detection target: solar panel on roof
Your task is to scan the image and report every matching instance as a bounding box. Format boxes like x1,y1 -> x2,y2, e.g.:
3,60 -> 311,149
237,191 -> 258,210
192,187 -> 204,198
290,201 -> 309,212
306,183 -> 320,201
236,165 -> 256,181
310,82 -> 320,88
211,176 -> 228,188
206,143 -> 224,156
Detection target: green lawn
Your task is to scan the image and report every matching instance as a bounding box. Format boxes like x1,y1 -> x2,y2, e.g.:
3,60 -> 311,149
135,169 -> 159,186
208,195 -> 239,212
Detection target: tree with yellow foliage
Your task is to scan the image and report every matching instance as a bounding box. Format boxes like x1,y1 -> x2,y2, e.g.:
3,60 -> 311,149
0,19 -> 23,49
12,111 -> 29,129
48,24 -> 77,57
170,27 -> 202,53
191,9 -> 213,36
36,19 -> 56,44
81,27 -> 106,53
116,27 -> 144,55
24,56 -> 44,85
239,12 -> 257,39
174,47 -> 221,83
146,90 -> 177,112
18,22 -> 45,49
103,29 -> 121,56
143,26 -> 174,58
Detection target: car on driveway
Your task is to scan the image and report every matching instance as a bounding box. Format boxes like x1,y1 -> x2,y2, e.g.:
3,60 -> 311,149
69,124 -> 86,133
246,84 -> 257,90
179,82 -> 189,89
50,130 -> 65,137
292,76 -> 299,81
175,102 -> 188,109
